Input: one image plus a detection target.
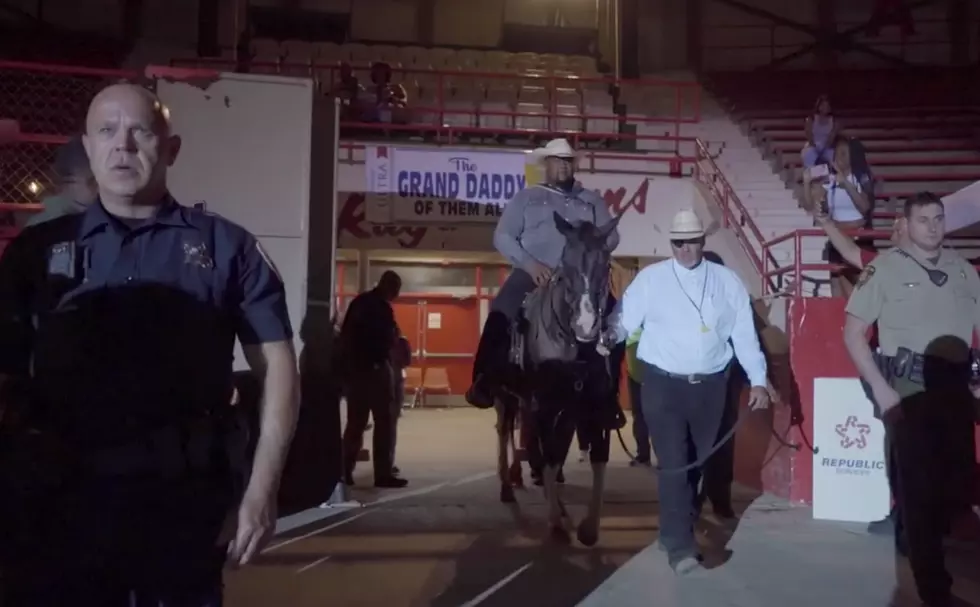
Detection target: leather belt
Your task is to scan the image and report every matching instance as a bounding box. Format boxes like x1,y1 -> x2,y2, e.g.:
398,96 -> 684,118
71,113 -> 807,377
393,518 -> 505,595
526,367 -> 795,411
647,364 -> 726,385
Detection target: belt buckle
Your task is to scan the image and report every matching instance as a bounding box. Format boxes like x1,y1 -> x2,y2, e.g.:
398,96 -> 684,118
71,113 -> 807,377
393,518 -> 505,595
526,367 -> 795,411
687,374 -> 702,384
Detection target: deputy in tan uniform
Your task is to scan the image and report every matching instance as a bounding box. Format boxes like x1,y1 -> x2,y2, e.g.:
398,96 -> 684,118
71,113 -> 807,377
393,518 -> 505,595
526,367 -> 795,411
843,191 -> 980,607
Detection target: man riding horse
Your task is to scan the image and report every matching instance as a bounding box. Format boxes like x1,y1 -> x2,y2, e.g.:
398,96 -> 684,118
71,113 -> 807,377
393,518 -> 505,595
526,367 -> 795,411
466,138 -> 624,545
467,138 -> 620,407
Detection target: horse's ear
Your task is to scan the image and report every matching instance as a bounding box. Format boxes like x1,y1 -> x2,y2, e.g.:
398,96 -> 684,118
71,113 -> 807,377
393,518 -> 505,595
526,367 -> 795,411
553,211 -> 574,236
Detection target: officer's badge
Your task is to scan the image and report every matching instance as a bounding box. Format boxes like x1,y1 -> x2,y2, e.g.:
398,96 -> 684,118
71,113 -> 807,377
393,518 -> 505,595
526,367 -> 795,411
183,241 -> 214,269
47,242 -> 75,278
856,264 -> 876,289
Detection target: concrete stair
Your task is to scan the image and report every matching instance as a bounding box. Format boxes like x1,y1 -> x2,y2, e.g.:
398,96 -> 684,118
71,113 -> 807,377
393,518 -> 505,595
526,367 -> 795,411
680,100 -> 829,296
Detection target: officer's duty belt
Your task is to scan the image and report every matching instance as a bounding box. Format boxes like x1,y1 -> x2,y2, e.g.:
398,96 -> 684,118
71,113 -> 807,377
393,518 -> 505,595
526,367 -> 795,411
875,347 -> 977,386
87,420 -> 221,479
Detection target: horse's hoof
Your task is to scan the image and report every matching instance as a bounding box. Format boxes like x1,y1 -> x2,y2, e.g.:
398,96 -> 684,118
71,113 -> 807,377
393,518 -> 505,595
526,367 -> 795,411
550,524 -> 571,544
577,518 -> 599,547
500,483 -> 516,503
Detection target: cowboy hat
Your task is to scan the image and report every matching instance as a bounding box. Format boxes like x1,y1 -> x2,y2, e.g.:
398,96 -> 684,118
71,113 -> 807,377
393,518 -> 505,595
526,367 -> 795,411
668,209 -> 705,239
529,138 -> 576,162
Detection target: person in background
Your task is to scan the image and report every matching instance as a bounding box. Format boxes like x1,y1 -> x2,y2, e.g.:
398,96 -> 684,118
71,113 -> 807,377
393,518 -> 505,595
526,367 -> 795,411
25,135 -> 98,227
332,62 -> 363,121
804,137 -> 872,297
810,196 -> 905,271
339,270 -> 407,488
802,95 -> 840,168
625,328 -> 651,466
390,333 -> 411,475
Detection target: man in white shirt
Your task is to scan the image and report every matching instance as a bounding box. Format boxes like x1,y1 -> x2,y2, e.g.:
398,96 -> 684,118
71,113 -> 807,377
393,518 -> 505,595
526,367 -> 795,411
610,209 -> 770,575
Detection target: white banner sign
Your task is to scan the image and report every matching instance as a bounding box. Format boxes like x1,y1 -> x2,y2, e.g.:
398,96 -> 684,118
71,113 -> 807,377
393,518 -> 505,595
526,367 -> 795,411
812,378 -> 891,523
365,145 -> 529,224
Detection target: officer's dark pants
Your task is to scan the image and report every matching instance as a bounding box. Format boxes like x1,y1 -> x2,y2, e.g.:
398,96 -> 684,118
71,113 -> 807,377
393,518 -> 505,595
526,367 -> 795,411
392,372 -> 404,467
2,474 -> 231,606
628,377 -> 652,462
343,363 -> 395,480
700,363 -> 744,511
471,269 -> 537,384
892,386 -> 976,605
642,362 -> 729,564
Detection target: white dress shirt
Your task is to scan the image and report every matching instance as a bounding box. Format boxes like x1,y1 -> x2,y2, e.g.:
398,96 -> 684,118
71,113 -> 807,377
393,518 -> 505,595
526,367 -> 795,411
615,259 -> 768,387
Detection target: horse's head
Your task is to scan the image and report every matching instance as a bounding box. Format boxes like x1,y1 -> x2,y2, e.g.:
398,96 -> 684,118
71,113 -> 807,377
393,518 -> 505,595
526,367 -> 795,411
552,211 -> 620,343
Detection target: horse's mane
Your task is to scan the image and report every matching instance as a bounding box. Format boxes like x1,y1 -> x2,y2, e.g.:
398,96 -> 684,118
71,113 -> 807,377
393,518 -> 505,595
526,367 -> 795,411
523,276 -> 579,365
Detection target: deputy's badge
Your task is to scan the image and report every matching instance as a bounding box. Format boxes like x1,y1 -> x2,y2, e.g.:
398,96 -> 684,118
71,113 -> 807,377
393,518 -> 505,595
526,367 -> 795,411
183,241 -> 214,269
856,264 -> 876,289
47,242 -> 76,278
255,241 -> 282,281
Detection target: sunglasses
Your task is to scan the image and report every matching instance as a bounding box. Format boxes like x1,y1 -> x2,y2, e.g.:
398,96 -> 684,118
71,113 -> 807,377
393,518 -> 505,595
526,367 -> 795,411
671,238 -> 704,248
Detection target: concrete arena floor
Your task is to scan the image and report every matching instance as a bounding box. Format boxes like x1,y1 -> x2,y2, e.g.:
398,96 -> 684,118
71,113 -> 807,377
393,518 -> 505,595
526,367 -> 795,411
225,409 -> 980,607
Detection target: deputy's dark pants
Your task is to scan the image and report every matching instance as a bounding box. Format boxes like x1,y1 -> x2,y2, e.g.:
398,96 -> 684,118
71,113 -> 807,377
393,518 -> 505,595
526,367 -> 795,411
343,363 -> 395,480
642,362 -> 729,563
2,474 -> 231,606
628,377 -> 651,462
891,385 -> 975,605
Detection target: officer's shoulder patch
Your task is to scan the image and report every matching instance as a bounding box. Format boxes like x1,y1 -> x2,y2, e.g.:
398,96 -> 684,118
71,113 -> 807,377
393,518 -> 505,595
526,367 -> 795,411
855,264 -> 876,289
255,240 -> 282,282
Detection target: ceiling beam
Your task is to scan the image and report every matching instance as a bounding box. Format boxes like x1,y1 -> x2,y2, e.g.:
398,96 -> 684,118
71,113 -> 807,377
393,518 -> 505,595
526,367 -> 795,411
708,0 -> 941,69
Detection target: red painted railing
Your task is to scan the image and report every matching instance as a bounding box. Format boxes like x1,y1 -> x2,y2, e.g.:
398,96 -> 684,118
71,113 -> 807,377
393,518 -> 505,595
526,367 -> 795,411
693,138 -> 780,294
1,59 -> 700,205
171,57 -> 702,128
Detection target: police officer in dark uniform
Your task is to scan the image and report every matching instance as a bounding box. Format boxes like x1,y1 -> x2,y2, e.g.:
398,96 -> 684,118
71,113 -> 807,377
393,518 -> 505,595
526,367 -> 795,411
844,192 -> 979,607
0,84 -> 298,605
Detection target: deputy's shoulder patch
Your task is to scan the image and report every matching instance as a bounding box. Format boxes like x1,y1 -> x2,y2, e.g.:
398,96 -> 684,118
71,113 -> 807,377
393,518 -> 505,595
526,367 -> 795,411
856,264 -> 876,289
255,241 -> 282,282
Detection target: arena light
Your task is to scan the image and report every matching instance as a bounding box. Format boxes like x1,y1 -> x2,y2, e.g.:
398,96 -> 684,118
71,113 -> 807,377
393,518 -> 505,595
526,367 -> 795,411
27,180 -> 42,195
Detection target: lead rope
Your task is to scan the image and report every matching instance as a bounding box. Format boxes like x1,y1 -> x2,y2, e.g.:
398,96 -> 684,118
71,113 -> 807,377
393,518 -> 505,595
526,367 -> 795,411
599,349 -> 813,475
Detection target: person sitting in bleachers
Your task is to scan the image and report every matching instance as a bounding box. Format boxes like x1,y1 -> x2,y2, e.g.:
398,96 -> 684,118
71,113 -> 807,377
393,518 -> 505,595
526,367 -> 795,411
365,62 -> 410,125
804,137 -> 873,297
331,62 -> 364,121
801,95 -> 840,168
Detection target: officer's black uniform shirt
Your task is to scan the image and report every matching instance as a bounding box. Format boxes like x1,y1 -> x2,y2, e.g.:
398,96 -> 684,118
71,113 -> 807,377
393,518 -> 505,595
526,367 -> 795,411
0,197 -> 292,448
340,288 -> 397,367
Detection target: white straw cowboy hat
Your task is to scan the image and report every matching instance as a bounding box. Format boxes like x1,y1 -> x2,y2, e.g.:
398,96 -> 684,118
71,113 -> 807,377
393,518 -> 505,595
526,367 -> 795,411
529,138 -> 577,162
668,209 -> 706,239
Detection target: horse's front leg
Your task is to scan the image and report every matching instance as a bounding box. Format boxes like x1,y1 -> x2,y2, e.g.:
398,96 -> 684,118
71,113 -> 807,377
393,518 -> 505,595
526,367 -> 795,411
495,401 -> 516,503
507,401 -> 524,488
577,425 -> 610,547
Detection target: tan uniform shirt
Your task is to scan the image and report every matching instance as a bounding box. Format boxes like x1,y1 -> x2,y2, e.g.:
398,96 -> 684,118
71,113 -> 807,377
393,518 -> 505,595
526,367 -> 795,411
846,247 -> 980,395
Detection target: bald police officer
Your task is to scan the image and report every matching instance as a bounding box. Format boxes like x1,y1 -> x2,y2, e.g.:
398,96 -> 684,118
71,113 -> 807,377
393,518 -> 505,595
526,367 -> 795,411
844,192 -> 979,607
466,138 -> 620,407
0,84 -> 298,605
